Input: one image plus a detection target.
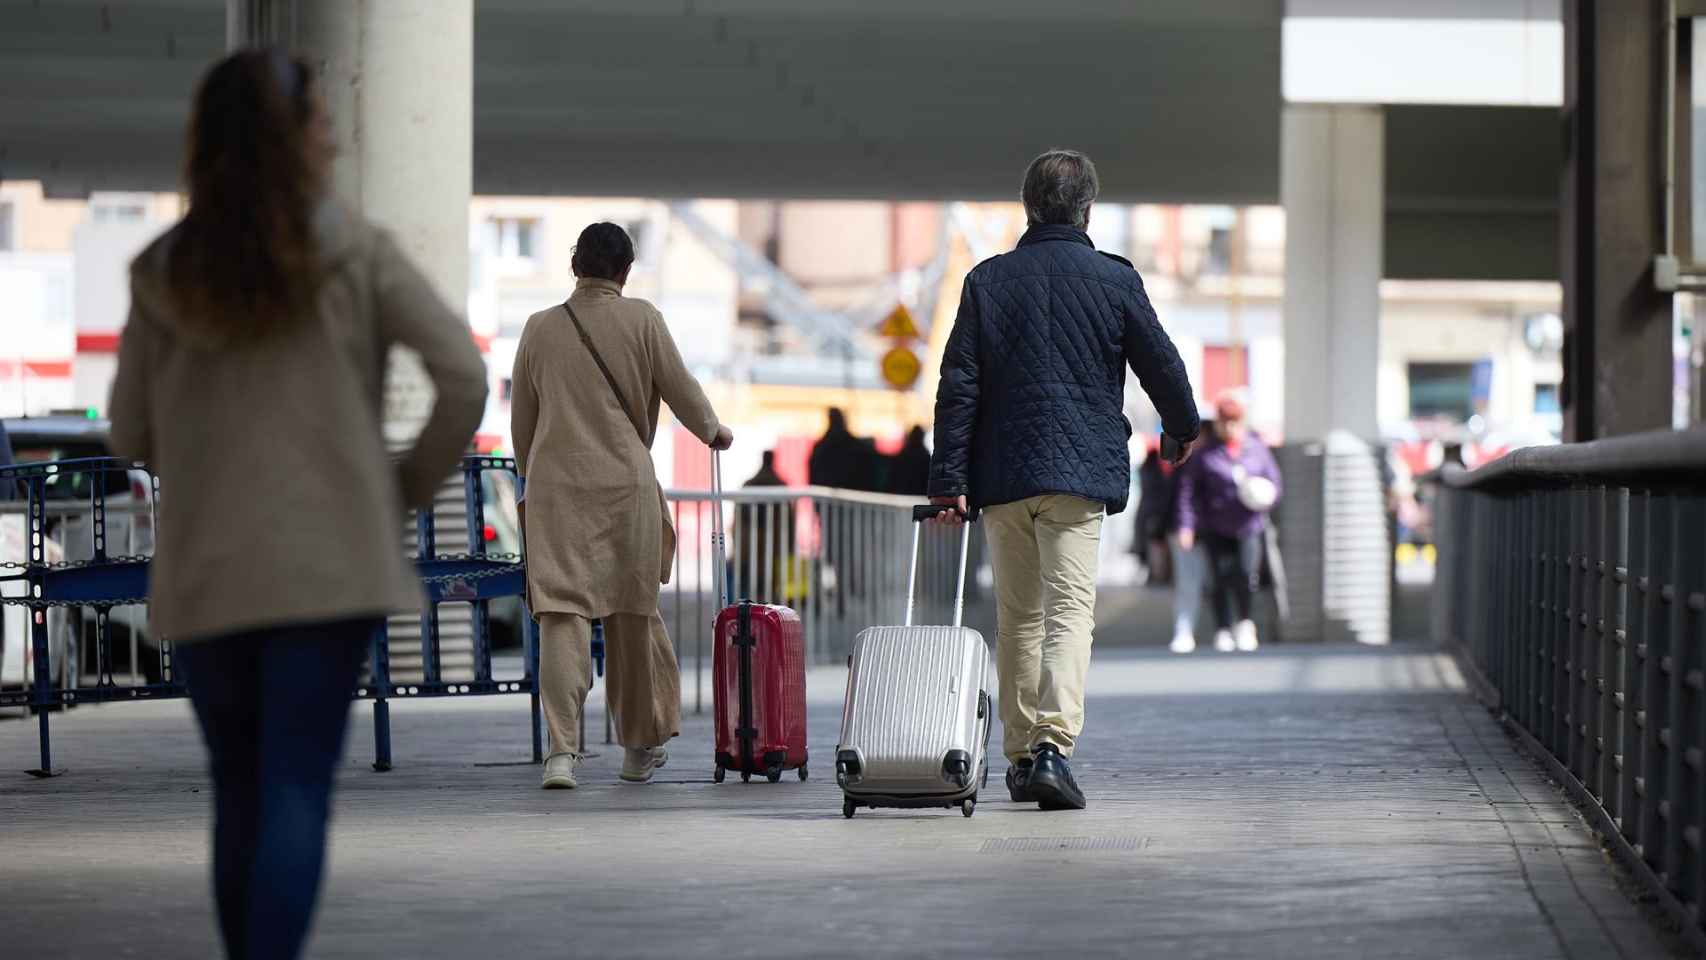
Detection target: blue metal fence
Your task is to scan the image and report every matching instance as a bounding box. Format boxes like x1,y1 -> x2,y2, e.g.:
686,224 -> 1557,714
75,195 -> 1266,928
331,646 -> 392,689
0,455 -> 577,776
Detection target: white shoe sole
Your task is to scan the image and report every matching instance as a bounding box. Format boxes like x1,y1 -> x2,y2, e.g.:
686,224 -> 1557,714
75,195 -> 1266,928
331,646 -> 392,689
1169,641 -> 1196,654
620,747 -> 669,783
541,775 -> 578,790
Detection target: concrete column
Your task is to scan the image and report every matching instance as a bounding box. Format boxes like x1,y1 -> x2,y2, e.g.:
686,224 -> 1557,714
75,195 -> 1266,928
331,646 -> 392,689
1281,104 -> 1383,443
1561,0 -> 1674,439
1277,104 -> 1391,646
228,0 -> 475,442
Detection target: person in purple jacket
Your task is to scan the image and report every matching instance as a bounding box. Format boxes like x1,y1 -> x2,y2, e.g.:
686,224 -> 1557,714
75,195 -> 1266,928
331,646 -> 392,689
1176,390 -> 1282,652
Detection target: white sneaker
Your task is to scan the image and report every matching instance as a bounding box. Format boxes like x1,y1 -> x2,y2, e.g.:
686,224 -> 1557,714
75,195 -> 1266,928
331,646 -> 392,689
1235,619 -> 1260,652
541,753 -> 578,790
1213,630 -> 1236,653
620,745 -> 670,783
1169,631 -> 1196,655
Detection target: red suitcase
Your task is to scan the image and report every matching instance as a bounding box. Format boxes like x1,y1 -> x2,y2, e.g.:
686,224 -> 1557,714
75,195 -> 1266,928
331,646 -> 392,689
712,600 -> 808,782
708,451 -> 808,783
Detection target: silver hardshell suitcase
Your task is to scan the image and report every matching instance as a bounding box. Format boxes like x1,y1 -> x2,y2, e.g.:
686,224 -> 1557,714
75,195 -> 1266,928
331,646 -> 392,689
836,505 -> 991,818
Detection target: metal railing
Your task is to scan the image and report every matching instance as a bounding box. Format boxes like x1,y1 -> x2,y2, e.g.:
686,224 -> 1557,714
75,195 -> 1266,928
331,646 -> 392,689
1434,427 -> 1706,943
0,456 -> 541,776
661,484 -> 993,714
3,457 -> 993,773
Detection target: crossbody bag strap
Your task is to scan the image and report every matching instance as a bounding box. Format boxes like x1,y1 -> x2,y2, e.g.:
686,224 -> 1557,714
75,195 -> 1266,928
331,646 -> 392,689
564,301 -> 646,445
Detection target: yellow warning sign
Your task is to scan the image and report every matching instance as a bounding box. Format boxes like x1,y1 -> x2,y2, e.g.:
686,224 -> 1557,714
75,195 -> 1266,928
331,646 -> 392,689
881,346 -> 922,390
877,304 -> 921,341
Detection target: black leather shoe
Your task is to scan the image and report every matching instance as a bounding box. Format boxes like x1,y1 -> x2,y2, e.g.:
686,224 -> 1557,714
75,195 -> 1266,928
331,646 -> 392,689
1005,758 -> 1033,802
1028,743 -> 1086,811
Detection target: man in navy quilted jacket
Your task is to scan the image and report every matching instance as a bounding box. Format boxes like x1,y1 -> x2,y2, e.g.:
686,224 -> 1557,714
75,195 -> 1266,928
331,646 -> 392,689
928,149 -> 1203,811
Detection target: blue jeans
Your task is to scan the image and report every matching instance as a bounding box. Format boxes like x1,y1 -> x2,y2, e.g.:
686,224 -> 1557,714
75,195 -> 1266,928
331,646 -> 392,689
1167,533 -> 1204,638
178,619 -> 375,960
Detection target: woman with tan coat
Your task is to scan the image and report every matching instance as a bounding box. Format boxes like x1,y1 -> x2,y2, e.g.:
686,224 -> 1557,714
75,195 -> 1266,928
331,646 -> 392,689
108,51 -> 487,960
511,222 -> 731,789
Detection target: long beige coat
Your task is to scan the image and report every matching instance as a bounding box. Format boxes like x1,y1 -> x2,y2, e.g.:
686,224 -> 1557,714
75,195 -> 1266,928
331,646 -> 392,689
109,203 -> 489,642
511,278 -> 721,618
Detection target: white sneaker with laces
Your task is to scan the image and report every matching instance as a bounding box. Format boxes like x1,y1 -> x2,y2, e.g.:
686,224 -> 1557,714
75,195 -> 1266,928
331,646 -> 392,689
1235,619 -> 1260,652
620,745 -> 670,783
1213,630 -> 1236,653
541,753 -> 578,790
1169,630 -> 1196,655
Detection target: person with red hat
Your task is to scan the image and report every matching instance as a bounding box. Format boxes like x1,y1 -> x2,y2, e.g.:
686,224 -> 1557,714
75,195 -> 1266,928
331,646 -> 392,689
1176,389 -> 1282,652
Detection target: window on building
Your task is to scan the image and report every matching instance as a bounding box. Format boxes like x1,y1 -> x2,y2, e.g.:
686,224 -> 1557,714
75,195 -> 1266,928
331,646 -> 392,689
1202,206 -> 1238,276
92,204 -> 145,224
90,194 -> 150,224
492,217 -> 540,261
0,201 -> 14,251
1408,362 -> 1477,422
1201,345 -> 1249,405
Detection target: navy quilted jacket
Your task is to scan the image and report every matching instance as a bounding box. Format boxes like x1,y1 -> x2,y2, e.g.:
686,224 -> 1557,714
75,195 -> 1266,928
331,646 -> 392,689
927,224 -> 1200,515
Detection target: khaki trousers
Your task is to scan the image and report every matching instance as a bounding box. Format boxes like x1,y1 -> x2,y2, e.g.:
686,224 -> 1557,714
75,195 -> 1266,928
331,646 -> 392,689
983,495 -> 1104,762
538,612 -> 680,758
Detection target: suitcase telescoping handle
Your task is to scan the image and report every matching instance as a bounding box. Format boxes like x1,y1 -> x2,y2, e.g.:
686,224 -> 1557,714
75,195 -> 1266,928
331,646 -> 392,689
906,504 -> 976,630
710,449 -> 730,610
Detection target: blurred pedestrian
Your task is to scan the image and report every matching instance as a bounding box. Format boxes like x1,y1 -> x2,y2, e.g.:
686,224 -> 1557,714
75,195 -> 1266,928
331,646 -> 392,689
1133,447 -> 1172,583
1135,445 -> 1207,653
1176,391 -> 1281,653
929,148 -> 1202,811
511,221 -> 732,790
807,408 -> 865,490
809,408 -> 874,614
733,450 -> 792,603
107,49 -> 488,960
887,425 -> 932,496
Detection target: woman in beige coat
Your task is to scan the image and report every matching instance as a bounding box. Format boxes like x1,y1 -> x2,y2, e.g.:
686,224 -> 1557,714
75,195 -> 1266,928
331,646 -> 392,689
107,51 -> 487,960
511,222 -> 731,789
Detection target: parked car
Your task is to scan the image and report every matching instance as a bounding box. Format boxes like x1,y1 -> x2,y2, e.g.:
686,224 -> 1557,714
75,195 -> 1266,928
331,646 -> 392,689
2,415 -> 159,684
1,512 -> 75,702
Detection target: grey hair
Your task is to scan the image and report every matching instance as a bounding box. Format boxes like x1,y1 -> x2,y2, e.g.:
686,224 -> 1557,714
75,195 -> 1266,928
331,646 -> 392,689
1022,149 -> 1099,229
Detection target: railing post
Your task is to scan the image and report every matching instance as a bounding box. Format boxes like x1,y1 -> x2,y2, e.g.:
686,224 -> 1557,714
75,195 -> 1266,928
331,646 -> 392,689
1675,496 -> 1705,909
1659,493 -> 1685,894
369,621 -> 393,772
1610,487 -> 1634,837
416,504 -> 440,687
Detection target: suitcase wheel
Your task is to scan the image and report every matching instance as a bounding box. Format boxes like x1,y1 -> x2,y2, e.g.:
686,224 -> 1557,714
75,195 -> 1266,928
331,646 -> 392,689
843,797 -> 857,819
713,763 -> 725,784
766,765 -> 783,784
961,796 -> 977,818
798,764 -> 809,782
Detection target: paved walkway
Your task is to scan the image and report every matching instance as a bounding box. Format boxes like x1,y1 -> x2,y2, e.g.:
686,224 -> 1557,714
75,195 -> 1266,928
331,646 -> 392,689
1,645 -> 1687,959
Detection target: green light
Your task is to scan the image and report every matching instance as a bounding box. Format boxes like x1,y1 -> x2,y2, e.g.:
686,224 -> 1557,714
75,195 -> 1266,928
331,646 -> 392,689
85,407 -> 98,420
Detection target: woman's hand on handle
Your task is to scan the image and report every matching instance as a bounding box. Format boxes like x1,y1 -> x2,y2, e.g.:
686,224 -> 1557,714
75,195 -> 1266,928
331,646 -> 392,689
711,425 -> 734,451
1177,528 -> 1195,551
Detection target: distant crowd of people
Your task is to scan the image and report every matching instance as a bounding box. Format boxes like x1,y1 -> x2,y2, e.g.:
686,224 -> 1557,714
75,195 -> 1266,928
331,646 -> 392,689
1134,389 -> 1282,654
804,408 -> 933,497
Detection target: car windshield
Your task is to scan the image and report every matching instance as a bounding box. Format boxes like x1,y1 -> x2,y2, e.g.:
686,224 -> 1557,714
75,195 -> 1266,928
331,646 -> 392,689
8,440 -> 126,500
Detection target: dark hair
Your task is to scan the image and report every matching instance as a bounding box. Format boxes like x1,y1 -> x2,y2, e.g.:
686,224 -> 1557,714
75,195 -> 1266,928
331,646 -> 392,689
1022,148 -> 1099,229
168,48 -> 323,339
572,222 -> 636,281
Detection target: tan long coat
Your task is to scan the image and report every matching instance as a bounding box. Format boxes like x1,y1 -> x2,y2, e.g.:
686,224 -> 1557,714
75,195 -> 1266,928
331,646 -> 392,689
110,203 -> 488,641
511,278 -> 721,618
